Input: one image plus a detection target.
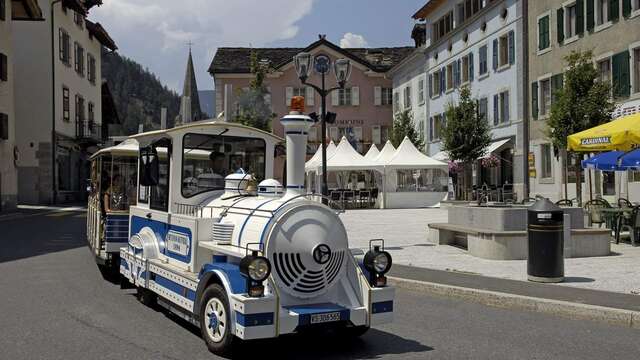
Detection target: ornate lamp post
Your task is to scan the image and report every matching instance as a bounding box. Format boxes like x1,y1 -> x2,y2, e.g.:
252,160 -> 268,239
293,52 -> 351,202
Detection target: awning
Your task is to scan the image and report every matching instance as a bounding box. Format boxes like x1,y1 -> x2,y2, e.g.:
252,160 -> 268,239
581,151 -> 625,171
479,138 -> 511,159
567,113 -> 640,152
382,137 -> 448,170
432,151 -> 449,162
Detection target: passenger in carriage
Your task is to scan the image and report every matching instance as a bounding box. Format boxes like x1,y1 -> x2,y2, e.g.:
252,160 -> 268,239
104,174 -> 126,211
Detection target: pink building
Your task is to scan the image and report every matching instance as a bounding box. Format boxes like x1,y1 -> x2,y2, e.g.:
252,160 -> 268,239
209,38 -> 412,154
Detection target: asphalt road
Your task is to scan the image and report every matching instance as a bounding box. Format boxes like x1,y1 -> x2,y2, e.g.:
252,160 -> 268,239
0,209 -> 638,360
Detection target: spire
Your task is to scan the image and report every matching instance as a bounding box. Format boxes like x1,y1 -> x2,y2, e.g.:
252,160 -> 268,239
178,46 -> 202,125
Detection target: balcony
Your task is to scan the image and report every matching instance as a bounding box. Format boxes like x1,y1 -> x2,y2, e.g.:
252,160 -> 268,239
76,120 -> 102,144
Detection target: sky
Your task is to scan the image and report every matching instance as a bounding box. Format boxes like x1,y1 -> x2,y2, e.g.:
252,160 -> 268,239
90,0 -> 426,92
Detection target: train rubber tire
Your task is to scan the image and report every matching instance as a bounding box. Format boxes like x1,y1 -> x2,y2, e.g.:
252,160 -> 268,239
199,284 -> 234,356
137,287 -> 157,307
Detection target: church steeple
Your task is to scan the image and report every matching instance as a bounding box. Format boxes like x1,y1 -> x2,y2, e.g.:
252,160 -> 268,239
177,46 -> 202,125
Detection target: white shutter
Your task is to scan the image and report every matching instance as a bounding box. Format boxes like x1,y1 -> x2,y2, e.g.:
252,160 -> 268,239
308,126 -> 318,142
285,86 -> 293,106
264,86 -> 272,110
352,86 -> 360,106
374,86 -> 382,106
330,127 -> 338,141
305,86 -> 315,106
331,90 -> 339,106
372,125 -> 381,144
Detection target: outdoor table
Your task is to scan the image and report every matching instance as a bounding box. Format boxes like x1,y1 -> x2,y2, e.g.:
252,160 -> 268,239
599,208 -> 634,242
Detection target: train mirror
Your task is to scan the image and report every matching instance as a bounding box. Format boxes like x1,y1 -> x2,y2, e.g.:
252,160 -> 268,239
139,146 -> 159,186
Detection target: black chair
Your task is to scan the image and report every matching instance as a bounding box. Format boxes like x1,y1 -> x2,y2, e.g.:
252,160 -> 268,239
330,191 -> 342,209
369,188 -> 379,208
555,199 -> 573,207
502,183 -> 514,202
359,190 -> 370,208
343,191 -> 355,209
618,198 -> 633,208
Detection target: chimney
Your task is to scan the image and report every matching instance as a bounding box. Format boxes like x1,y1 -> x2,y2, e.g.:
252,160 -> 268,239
280,96 -> 313,197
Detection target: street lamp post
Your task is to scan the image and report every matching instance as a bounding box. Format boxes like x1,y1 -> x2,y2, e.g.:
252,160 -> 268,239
294,52 -> 351,203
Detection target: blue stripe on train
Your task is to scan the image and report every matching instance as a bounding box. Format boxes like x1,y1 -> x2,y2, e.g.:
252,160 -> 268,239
372,300 -> 393,314
235,311 -> 274,327
285,303 -> 350,326
153,273 -> 196,301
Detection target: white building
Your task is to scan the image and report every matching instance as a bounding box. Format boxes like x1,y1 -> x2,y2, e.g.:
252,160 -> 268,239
0,0 -> 43,212
13,0 -> 117,205
410,0 -> 526,199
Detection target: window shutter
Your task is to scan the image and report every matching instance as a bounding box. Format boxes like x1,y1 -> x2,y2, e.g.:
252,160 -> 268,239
492,39 -> 498,70
0,113 -> 8,140
457,59 -> 462,86
352,86 -> 360,106
586,0 -> 595,32
493,94 -> 499,125
440,67 -> 446,94
285,86 -> 293,106
576,0 -> 584,35
531,82 -> 538,120
610,0 -> 620,21
0,0 -> 5,21
58,29 -> 64,61
557,8 -> 564,43
469,52 -> 474,81
428,75 -> 433,98
623,0 -> 632,18
538,18 -> 544,50
429,117 -> 433,141
0,53 -> 7,82
612,50 -> 630,98
331,89 -> 339,106
305,86 -> 315,106
551,73 -> 564,102
504,92 -> 510,122
374,86 -> 382,106
508,31 -> 515,65
265,86 -> 272,110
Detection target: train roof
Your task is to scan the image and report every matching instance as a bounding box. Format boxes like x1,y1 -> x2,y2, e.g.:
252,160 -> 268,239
90,139 -> 139,160
129,120 -> 283,144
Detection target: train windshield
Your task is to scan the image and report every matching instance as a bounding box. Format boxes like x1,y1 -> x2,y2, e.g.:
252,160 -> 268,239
181,133 -> 266,197
101,155 -> 138,212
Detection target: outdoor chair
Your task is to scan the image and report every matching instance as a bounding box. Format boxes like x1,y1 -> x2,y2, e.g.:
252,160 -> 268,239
555,199 -> 573,207
616,206 -> 640,246
584,199 -> 610,228
343,191 -> 355,209
359,190 -> 370,208
330,191 -> 342,209
521,197 -> 537,205
369,188 -> 379,208
618,198 -> 633,208
502,184 -> 514,202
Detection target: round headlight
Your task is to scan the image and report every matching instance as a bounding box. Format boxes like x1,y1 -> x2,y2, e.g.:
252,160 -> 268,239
248,257 -> 271,281
373,252 -> 390,273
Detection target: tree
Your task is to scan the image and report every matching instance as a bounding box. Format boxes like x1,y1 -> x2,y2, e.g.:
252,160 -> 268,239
234,50 -> 276,131
390,109 -> 424,150
441,85 -> 492,199
546,50 -> 614,205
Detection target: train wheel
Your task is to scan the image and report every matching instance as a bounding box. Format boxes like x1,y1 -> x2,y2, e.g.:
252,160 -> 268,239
136,287 -> 157,307
199,284 -> 233,356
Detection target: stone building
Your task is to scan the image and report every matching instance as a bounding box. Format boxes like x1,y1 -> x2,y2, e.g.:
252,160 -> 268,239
0,0 -> 43,212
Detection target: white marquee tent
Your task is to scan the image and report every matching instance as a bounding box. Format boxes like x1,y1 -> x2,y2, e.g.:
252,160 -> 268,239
364,144 -> 380,160
305,140 -> 337,174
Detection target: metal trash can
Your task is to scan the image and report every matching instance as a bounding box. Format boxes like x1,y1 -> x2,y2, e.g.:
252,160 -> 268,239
527,198 -> 564,283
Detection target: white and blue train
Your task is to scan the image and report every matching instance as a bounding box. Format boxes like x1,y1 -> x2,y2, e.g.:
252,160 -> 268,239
118,103 -> 395,355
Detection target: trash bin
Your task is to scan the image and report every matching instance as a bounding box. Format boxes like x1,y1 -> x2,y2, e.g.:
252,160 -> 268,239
527,198 -> 564,283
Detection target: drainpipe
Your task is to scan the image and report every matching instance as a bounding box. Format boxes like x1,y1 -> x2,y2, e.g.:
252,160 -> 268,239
522,0 -> 530,199
50,0 -> 62,205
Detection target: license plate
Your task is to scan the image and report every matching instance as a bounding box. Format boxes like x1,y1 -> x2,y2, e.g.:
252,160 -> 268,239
310,311 -> 341,324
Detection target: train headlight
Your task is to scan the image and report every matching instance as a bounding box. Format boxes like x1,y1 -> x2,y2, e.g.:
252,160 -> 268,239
364,246 -> 392,275
240,250 -> 271,297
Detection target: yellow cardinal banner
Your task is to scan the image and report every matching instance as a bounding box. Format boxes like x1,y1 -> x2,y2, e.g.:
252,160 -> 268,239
567,113 -> 640,152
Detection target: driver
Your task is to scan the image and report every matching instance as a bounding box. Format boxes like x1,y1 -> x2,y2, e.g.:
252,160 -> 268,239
196,152 -> 227,190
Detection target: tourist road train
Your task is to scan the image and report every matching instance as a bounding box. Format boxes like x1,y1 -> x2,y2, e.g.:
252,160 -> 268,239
87,98 -> 395,355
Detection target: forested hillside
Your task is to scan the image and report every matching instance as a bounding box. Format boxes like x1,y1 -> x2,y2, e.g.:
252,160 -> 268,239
102,49 -> 180,135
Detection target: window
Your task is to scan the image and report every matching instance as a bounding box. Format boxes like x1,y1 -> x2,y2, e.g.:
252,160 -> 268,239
381,88 -> 393,105
74,42 -> 84,75
88,102 -> 95,126
494,31 -> 515,69
0,53 -> 7,82
634,48 -> 640,93
393,92 -> 400,112
432,71 -> 442,96
597,0 -> 609,25
0,0 -> 5,21
429,114 -> 444,141
540,78 -> 552,116
150,146 -> 170,212
493,91 -> 510,125
338,87 -> 352,106
446,63 -> 454,90
456,0 -> 485,25
87,53 -> 96,84
74,11 -> 84,28
432,11 -> 454,42
540,144 -> 553,179
612,50 -> 631,98
538,15 -> 550,51
75,95 -> 85,123
396,169 -> 448,192
478,97 -> 488,122
499,34 -> 509,66
62,87 -> 70,122
479,45 -> 488,75
418,79 -> 425,104
59,29 -> 71,65
598,58 -> 611,85
403,85 -> 412,109
461,54 -> 473,83
181,133 -> 267,198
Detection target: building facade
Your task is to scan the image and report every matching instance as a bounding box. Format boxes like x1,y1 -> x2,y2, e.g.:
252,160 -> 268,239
528,0 -> 640,201
209,38 -> 413,154
13,0 -> 116,205
0,0 -> 42,212
412,0 -> 527,199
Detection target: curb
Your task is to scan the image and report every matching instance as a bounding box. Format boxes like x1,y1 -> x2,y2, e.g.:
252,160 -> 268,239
389,276 -> 640,330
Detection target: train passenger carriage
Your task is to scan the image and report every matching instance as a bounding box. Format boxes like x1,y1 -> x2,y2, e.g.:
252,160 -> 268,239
120,99 -> 396,355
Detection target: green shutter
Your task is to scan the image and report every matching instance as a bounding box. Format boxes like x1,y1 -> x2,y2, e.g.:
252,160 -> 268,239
557,8 -> 565,44
539,16 -> 550,50
612,51 -> 630,98
586,0 -> 595,31
623,0 -> 632,18
551,73 -> 564,103
532,82 -> 538,120
610,0 -> 620,21
576,0 -> 584,35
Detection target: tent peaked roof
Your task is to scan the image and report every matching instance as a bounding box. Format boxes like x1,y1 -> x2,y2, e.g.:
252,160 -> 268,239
324,137 -> 383,172
375,140 -> 397,164
385,137 -> 448,169
364,144 -> 380,160
305,141 -> 336,172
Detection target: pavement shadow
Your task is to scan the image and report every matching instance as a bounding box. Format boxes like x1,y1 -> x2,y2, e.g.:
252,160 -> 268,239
563,277 -> 596,283
0,209 -> 87,264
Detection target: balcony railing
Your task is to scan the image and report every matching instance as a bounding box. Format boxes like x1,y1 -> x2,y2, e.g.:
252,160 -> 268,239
76,120 -> 102,143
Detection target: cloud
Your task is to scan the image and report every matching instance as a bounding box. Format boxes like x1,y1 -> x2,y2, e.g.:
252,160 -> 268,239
91,0 -> 315,90
339,32 -> 368,48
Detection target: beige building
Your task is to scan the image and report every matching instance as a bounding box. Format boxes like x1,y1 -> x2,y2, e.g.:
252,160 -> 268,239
528,0 -> 640,202
13,0 -> 116,205
0,0 -> 42,212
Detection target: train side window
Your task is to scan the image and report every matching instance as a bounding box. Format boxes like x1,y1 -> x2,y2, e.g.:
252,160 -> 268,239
149,145 -> 170,212
138,159 -> 148,204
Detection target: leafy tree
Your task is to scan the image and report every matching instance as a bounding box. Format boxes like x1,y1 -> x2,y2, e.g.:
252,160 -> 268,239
441,85 -> 492,199
390,109 -> 424,150
546,50 -> 614,205
234,50 -> 276,131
